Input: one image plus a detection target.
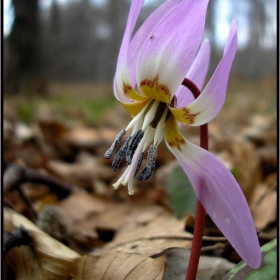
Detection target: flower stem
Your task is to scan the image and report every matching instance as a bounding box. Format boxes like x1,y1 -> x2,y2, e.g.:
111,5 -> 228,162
182,78 -> 208,280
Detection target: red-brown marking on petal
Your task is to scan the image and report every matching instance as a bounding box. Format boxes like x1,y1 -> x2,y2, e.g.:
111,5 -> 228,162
167,137 -> 186,151
123,83 -> 133,96
140,76 -> 171,103
181,107 -> 199,124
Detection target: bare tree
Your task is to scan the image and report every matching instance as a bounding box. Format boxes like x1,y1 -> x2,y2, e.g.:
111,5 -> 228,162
248,0 -> 266,48
5,0 -> 46,95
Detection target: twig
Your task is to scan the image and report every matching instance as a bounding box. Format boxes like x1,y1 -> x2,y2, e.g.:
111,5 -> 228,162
4,162 -> 73,199
105,235 -> 228,252
200,242 -> 227,252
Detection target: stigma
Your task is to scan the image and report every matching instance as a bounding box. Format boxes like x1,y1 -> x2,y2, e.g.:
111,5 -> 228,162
104,100 -> 169,194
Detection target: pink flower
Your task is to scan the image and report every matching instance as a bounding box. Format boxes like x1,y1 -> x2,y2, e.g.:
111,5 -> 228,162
105,0 -> 261,269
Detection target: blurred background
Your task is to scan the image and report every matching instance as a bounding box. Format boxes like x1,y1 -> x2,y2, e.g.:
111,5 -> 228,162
3,0 -> 277,96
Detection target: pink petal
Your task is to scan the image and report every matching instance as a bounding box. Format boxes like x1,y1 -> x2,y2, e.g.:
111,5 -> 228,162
113,77 -> 130,102
175,40 -> 211,108
178,19 -> 238,126
137,0 -> 209,100
127,0 -> 182,87
166,138 -> 262,269
114,0 -> 145,100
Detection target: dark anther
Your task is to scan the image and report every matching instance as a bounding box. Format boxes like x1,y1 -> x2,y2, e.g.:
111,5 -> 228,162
126,129 -> 144,165
134,151 -> 144,175
137,145 -> 158,181
104,129 -> 126,159
111,136 -> 131,171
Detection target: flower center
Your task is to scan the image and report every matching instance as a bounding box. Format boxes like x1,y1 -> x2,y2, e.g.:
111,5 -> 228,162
104,100 -> 170,194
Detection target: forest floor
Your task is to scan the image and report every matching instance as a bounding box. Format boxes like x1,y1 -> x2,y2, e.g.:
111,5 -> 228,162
3,77 -> 277,279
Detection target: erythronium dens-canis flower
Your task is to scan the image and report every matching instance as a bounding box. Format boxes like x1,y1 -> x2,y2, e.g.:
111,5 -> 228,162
104,0 -> 262,269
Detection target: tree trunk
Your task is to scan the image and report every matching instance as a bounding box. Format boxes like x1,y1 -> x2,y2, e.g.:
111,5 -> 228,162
4,0 -> 47,95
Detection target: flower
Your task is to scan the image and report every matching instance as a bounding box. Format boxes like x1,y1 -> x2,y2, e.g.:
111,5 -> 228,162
105,0 -> 261,269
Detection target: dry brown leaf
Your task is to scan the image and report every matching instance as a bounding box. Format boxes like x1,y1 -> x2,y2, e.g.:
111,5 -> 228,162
65,126 -> 101,148
101,205 -> 193,256
71,252 -> 165,280
5,243 -> 43,280
250,181 -> 277,230
243,114 -> 276,146
48,153 -> 113,189
38,119 -> 78,159
163,248 -> 235,280
4,208 -> 80,280
52,192 -> 127,253
58,191 -> 113,222
229,140 -> 261,201
53,192 -> 193,257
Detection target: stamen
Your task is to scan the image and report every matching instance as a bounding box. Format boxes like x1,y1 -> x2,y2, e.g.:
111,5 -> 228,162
154,127 -> 166,146
142,126 -> 155,151
131,117 -> 143,135
128,189 -> 134,195
154,106 -> 168,145
137,145 -> 158,181
134,151 -> 144,175
125,101 -> 152,131
142,101 -> 159,131
126,129 -> 144,165
104,129 -> 126,159
111,136 -> 131,171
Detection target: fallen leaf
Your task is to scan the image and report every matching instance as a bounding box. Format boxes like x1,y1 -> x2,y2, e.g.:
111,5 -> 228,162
229,140 -> 261,202
48,152 -> 113,189
4,208 -> 80,280
65,126 -> 101,148
250,180 -> 277,230
163,248 -> 235,280
58,191 -> 112,222
71,252 -> 165,280
101,205 -> 193,256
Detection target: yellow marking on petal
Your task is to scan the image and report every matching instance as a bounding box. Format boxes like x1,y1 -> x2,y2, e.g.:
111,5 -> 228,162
123,83 -> 148,101
140,76 -> 171,104
169,106 -> 200,125
165,114 -> 185,150
121,99 -> 150,117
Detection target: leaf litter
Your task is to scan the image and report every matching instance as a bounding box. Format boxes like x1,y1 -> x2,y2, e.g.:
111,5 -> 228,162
3,80 -> 277,279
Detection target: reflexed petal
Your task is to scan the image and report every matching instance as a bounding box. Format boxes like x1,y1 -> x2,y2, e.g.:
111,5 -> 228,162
137,0 -> 209,103
121,99 -> 150,117
176,40 -> 211,108
166,138 -> 262,269
170,19 -> 238,126
114,0 -> 145,99
114,75 -> 148,102
165,114 -> 186,150
128,0 -> 181,87
113,77 -> 130,102
224,19 -> 238,55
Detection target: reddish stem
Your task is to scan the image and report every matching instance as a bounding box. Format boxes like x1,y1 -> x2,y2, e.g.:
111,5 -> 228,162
182,78 -> 208,280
